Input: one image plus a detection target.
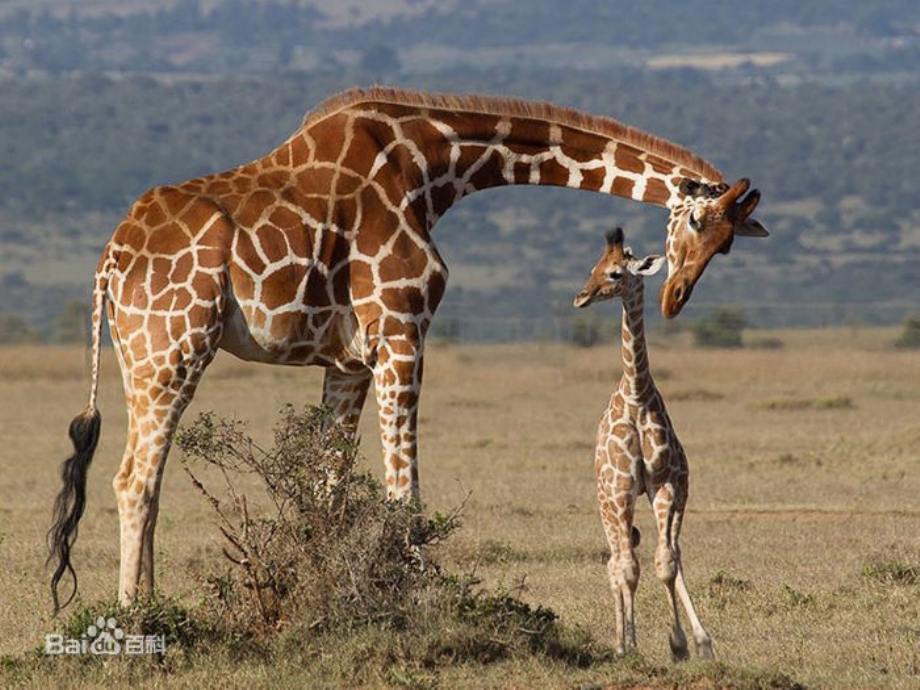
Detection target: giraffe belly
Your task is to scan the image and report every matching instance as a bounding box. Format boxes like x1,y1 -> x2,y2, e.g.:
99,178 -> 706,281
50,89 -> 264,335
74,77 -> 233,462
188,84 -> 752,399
218,293 -> 366,371
220,253 -> 323,365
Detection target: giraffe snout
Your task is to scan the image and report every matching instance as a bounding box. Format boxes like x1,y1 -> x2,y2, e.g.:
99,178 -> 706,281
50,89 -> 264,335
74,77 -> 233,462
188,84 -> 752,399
573,289 -> 593,308
660,275 -> 694,318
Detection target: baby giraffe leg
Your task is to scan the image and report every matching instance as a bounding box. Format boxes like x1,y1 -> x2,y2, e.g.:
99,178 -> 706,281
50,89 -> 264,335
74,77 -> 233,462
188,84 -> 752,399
605,549 -> 626,655
652,484 -> 690,661
603,525 -> 640,655
618,524 -> 640,653
675,567 -> 714,658
668,481 -> 714,658
598,463 -> 640,655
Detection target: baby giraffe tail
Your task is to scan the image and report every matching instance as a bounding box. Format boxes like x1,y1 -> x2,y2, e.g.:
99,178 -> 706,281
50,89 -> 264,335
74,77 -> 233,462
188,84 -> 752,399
47,255 -> 109,614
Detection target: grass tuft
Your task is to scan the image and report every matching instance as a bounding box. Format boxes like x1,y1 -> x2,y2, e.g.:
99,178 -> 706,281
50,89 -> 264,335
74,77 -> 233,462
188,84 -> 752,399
861,558 -> 920,586
781,583 -> 816,609
707,569 -> 753,611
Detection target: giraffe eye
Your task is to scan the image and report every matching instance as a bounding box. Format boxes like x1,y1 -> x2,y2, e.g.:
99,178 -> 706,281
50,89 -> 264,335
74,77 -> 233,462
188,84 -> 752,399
688,210 -> 703,232
607,269 -> 622,280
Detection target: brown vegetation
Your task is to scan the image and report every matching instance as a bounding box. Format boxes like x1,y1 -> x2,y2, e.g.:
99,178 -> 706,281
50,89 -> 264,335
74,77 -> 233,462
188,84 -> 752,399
1,327 -> 919,687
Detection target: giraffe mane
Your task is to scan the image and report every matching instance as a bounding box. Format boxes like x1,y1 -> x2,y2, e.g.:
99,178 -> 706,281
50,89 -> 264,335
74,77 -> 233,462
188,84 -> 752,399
303,86 -> 724,183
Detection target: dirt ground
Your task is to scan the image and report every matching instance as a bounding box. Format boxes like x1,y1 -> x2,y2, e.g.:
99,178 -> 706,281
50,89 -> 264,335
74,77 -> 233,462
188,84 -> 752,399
1,328 -> 918,687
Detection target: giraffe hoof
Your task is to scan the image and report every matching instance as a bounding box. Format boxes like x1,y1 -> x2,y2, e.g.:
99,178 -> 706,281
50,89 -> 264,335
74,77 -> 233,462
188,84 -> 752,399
695,634 -> 715,660
669,630 -> 689,662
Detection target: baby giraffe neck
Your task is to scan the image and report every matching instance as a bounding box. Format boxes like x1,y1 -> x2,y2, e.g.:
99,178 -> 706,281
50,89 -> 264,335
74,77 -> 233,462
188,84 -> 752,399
619,283 -> 653,399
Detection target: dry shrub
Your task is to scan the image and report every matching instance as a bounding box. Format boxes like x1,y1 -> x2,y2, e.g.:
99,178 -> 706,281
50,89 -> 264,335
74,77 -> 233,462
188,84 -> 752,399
177,404 -> 455,634
175,405 -> 600,672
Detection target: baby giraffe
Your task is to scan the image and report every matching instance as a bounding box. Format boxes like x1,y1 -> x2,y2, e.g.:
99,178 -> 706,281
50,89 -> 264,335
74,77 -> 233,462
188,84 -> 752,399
574,227 -> 713,660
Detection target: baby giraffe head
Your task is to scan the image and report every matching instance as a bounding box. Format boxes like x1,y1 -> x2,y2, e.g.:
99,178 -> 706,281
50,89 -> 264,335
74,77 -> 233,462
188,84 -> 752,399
573,227 -> 667,308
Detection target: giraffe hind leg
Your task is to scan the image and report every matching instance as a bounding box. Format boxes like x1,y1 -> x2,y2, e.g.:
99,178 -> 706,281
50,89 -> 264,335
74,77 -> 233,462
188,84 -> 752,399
318,367 -> 373,508
108,272 -> 224,602
675,567 -> 714,659
666,483 -> 713,659
113,346 -> 217,604
652,485 -> 691,661
322,367 -> 372,429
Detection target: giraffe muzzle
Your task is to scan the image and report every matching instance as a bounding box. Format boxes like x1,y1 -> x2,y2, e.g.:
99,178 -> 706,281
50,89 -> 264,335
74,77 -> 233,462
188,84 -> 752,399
573,289 -> 593,308
660,276 -> 694,319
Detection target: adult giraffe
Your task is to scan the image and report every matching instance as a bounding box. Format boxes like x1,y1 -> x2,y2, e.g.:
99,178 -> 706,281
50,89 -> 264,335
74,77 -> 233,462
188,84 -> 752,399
49,87 -> 767,611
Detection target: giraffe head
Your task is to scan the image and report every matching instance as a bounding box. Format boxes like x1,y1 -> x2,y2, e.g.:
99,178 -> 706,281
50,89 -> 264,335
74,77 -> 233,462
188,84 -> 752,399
574,227 -> 666,308
660,177 -> 768,318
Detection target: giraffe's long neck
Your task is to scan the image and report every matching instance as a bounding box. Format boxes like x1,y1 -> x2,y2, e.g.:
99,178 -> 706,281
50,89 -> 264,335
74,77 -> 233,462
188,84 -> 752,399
292,89 -> 722,231
619,285 -> 654,400
407,112 -> 683,219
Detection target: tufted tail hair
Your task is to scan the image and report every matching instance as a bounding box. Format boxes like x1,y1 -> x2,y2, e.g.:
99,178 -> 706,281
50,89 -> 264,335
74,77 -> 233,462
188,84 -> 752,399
47,254 -> 109,614
48,408 -> 102,613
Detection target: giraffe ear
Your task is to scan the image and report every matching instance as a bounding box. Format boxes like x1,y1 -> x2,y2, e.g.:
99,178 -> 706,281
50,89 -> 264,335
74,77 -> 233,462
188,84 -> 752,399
736,216 -> 770,237
629,255 -> 666,277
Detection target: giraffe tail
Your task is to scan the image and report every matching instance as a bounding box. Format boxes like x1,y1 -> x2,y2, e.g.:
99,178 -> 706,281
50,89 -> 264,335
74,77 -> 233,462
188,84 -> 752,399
47,257 -> 109,614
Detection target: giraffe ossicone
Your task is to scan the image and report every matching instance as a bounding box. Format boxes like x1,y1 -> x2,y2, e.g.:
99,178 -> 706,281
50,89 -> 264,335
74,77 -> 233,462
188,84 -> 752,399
48,86 -> 767,610
575,227 -> 713,660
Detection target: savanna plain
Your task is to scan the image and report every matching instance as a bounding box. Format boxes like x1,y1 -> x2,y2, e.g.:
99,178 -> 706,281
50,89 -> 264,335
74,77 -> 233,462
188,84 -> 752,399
1,327 -> 919,688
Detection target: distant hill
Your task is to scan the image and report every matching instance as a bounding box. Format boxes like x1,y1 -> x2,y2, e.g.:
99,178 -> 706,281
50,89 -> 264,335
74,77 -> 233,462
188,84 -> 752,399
1,0 -> 918,77
0,0 -> 918,336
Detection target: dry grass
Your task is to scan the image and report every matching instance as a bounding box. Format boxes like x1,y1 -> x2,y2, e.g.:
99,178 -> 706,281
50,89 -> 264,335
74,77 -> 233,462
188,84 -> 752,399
2,327 -> 920,687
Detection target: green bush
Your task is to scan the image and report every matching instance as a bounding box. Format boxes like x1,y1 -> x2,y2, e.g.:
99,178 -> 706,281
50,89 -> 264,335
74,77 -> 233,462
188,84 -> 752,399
53,595 -> 210,658
177,404 -> 443,632
893,315 -> 920,349
692,307 -> 747,349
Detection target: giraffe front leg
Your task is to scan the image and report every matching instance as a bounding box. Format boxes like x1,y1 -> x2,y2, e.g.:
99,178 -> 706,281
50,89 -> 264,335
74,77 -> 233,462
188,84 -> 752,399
602,523 -> 640,655
619,528 -> 640,653
606,554 -> 627,656
372,336 -> 423,501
